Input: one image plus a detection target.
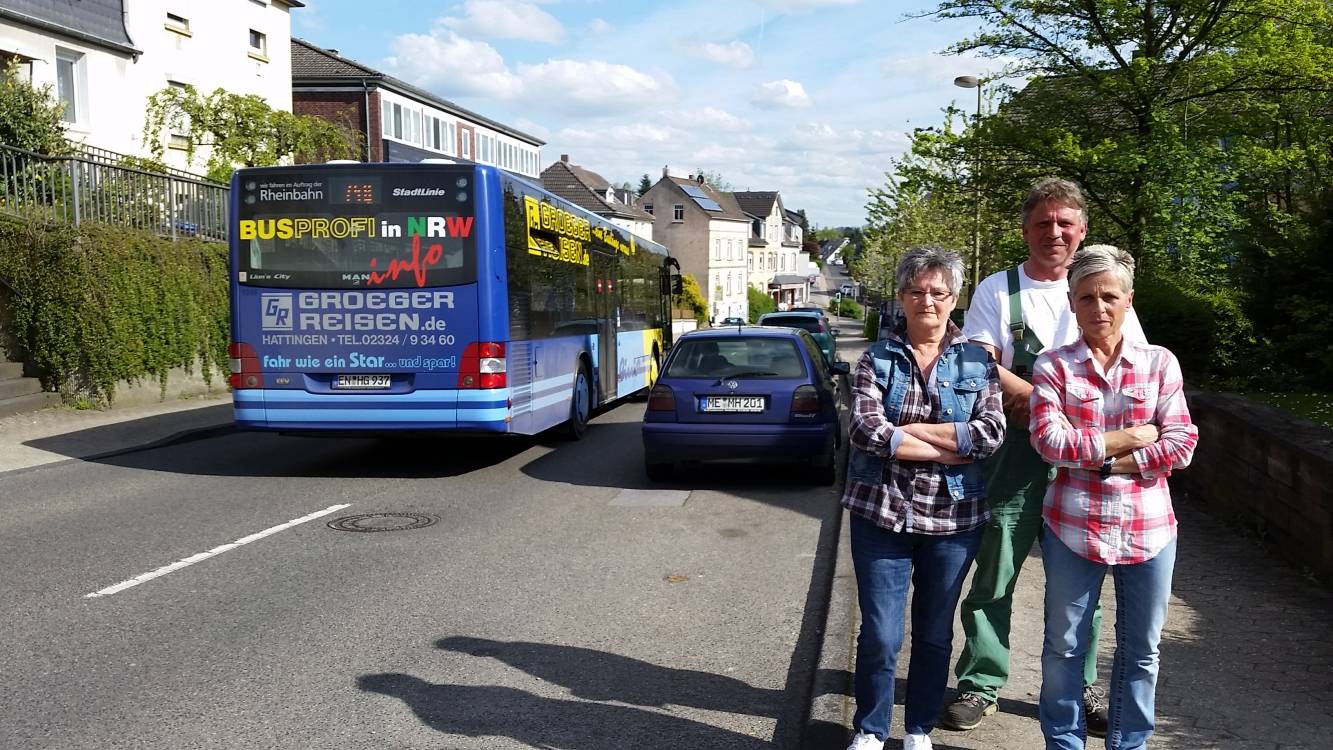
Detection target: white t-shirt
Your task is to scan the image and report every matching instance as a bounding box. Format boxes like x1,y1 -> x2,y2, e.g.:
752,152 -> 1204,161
962,263 -> 1146,369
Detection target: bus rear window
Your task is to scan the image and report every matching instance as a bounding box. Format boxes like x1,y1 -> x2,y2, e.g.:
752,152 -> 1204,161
235,169 -> 477,289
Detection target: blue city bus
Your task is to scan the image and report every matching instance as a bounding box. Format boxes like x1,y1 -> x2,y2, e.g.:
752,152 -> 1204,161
227,162 -> 678,437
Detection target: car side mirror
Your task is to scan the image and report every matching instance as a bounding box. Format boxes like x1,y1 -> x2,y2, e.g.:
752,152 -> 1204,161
831,361 -> 850,375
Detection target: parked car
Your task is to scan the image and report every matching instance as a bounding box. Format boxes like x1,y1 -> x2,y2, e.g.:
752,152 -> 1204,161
642,327 -> 849,484
718,316 -> 747,327
839,283 -> 855,296
757,310 -> 839,365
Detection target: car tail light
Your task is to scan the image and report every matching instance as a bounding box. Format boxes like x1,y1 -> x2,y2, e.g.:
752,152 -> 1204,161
647,384 -> 675,411
791,384 -> 820,416
227,342 -> 264,389
459,342 -> 507,389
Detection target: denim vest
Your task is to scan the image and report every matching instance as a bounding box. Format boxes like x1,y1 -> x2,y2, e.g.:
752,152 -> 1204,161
847,336 -> 993,500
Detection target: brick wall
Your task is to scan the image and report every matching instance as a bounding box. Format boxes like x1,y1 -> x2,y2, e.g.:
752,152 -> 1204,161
1176,389 -> 1333,584
293,90 -> 379,161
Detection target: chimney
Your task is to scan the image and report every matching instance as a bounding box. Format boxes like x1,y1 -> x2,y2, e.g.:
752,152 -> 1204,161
662,164 -> 670,178
561,154 -> 569,162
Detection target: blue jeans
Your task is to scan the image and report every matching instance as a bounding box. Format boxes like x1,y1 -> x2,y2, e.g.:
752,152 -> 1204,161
1039,528 -> 1176,750
850,514 -> 983,739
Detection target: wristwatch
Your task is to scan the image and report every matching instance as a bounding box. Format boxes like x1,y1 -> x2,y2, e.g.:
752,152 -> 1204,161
1099,456 -> 1115,478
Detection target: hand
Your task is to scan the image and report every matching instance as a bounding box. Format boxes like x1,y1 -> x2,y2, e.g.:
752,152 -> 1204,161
1125,423 -> 1159,448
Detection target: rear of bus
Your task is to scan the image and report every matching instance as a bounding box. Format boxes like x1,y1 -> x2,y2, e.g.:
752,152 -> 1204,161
228,163 -> 507,432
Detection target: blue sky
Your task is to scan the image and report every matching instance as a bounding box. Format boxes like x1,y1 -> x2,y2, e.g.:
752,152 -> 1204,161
292,0 -> 1011,228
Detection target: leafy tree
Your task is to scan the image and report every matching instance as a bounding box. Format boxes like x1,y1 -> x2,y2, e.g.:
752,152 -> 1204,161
637,173 -> 653,197
674,273 -> 708,325
0,60 -> 69,154
142,85 -> 362,183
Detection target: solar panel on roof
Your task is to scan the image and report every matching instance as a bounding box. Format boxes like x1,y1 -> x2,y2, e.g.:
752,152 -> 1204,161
680,184 -> 722,211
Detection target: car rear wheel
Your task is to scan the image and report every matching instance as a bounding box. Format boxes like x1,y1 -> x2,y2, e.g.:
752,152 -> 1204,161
645,461 -> 674,482
810,446 -> 837,486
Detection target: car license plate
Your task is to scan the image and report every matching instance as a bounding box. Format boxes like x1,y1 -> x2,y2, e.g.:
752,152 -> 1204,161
334,374 -> 391,390
700,396 -> 765,413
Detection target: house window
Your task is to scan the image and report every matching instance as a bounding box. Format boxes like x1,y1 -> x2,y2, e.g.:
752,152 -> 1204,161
392,103 -> 403,139
748,255 -> 753,271
672,204 -> 684,221
714,239 -> 721,260
643,203 -> 653,215
248,29 -> 267,56
55,48 -> 84,125
165,13 -> 190,34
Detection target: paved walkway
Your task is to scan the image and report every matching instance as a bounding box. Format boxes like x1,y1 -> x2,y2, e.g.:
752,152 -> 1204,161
811,487 -> 1333,749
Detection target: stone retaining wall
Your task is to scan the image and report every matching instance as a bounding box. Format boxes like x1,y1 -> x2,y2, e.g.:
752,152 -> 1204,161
1177,389 -> 1333,585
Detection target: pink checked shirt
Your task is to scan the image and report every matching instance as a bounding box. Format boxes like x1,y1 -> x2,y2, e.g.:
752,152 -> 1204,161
1029,338 -> 1199,565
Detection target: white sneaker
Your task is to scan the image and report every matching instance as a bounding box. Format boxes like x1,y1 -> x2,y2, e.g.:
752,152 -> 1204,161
902,733 -> 933,750
846,731 -> 884,750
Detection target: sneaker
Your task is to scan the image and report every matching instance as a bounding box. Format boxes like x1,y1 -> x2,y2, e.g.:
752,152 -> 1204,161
846,731 -> 884,750
903,734 -> 934,750
939,691 -> 997,730
1083,685 -> 1109,738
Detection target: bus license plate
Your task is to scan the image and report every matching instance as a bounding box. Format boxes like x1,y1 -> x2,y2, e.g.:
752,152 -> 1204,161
700,396 -> 765,413
335,374 -> 391,390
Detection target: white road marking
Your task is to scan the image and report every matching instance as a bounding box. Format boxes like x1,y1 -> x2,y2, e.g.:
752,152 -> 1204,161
84,503 -> 352,599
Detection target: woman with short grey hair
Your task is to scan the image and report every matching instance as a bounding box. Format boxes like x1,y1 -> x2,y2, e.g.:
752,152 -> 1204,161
1029,244 -> 1198,749
842,247 -> 1006,750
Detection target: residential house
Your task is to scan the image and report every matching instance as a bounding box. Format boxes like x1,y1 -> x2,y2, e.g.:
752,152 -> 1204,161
0,0 -> 302,173
639,169 -> 750,322
540,155 -> 653,241
732,191 -> 808,309
291,38 -> 542,175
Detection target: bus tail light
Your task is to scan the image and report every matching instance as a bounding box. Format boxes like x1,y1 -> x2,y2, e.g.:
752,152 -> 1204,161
647,385 -> 675,411
791,385 -> 820,416
228,342 -> 264,389
459,342 -> 507,389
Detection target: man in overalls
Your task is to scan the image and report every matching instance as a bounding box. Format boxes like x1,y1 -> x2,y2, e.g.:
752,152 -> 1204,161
940,178 -> 1147,738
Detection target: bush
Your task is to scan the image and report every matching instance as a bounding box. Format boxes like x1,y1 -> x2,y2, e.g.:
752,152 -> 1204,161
863,307 -> 880,340
747,287 -> 776,322
674,273 -> 709,326
1131,272 -> 1255,387
837,298 -> 862,318
0,219 -> 229,403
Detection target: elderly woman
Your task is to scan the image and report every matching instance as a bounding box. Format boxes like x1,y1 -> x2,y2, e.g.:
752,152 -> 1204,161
842,247 -> 1006,750
1028,245 -> 1198,750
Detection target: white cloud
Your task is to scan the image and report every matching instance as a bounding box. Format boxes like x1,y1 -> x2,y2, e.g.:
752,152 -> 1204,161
751,79 -> 812,109
439,0 -> 566,44
517,60 -> 674,113
751,0 -> 861,14
587,18 -> 614,35
697,40 -> 754,69
383,31 -> 523,99
664,106 -> 751,133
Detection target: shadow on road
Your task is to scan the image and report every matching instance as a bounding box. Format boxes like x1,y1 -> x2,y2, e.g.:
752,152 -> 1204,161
356,672 -> 775,750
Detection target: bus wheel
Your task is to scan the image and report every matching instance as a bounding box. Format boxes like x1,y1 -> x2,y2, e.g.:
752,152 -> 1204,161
564,361 -> 592,440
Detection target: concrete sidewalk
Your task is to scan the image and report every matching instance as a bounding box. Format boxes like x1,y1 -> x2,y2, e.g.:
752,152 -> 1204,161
806,489 -> 1333,749
0,393 -> 234,474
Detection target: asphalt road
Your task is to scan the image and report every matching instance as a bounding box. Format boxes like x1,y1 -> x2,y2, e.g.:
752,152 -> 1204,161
0,391 -> 858,749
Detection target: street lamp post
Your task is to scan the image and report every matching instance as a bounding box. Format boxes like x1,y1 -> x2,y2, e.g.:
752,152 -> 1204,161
953,75 -> 983,296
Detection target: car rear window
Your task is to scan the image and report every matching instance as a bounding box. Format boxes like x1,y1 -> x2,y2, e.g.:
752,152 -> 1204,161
761,315 -> 825,333
665,337 -> 807,378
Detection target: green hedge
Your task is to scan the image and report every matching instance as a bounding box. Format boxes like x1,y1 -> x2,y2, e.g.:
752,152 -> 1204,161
1131,272 -> 1255,387
0,219 -> 229,403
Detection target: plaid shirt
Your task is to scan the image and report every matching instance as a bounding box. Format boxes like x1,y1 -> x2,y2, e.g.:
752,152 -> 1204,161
1030,339 -> 1199,565
842,322 -> 1006,535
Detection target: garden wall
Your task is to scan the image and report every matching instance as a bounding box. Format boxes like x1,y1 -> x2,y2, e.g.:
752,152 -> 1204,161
1176,389 -> 1333,585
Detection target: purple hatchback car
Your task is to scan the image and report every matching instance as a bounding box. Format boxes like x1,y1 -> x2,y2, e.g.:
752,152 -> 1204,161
642,326 -> 849,484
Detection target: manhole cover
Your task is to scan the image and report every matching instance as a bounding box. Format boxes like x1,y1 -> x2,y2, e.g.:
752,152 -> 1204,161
327,512 -> 439,532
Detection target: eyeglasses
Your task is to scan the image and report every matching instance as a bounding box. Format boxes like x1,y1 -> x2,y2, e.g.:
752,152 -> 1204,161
903,288 -> 954,303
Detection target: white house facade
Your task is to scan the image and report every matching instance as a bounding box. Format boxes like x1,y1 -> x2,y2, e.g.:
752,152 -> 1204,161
0,0 -> 301,174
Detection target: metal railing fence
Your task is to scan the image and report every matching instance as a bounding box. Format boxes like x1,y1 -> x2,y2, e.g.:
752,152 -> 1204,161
0,143 -> 229,242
